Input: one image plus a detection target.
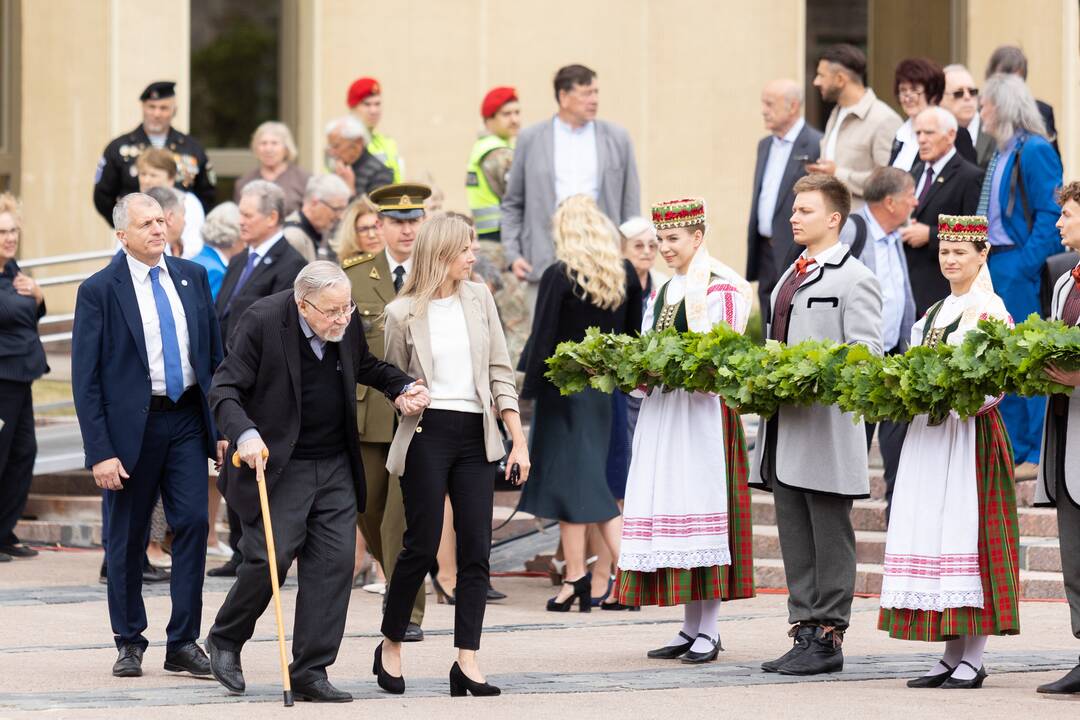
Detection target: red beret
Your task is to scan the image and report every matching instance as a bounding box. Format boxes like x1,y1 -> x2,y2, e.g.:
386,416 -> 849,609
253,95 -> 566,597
347,77 -> 381,108
481,86 -> 518,118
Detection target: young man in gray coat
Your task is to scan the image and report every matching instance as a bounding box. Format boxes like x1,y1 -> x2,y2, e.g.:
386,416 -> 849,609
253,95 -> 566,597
1034,182 -> 1080,695
751,174 -> 883,676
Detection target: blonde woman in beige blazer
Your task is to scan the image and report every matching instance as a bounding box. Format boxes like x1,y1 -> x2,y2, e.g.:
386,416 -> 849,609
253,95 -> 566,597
374,215 -> 529,698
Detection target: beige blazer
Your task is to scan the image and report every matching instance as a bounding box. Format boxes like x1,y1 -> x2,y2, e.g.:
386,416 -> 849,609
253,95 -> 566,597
820,87 -> 902,204
383,281 -> 519,476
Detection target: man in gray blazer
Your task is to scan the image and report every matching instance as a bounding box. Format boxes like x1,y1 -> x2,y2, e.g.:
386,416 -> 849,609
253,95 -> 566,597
748,79 -> 824,334
501,64 -> 640,313
1034,184 -> 1080,695
839,167 -> 917,519
751,174 -> 883,677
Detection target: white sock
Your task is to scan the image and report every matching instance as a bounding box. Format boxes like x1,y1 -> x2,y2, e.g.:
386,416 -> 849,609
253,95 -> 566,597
667,601 -> 703,647
925,638 -> 964,676
688,599 -> 722,653
951,635 -> 988,679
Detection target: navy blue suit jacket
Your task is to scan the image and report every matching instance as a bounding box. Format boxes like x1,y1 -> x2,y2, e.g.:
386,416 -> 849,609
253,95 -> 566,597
72,252 -> 224,470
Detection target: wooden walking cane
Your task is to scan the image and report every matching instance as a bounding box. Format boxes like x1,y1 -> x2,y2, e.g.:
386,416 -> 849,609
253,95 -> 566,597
233,448 -> 294,707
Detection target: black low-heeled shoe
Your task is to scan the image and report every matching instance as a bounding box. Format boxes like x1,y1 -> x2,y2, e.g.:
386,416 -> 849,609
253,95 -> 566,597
372,643 -> 405,695
906,662 -> 955,688
646,631 -> 695,660
681,634 -> 723,664
546,573 -> 591,612
449,661 -> 500,697
940,661 -> 987,689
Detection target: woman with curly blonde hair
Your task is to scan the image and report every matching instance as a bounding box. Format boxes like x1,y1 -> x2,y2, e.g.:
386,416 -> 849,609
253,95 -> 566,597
517,194 -> 643,612
330,195 -> 382,260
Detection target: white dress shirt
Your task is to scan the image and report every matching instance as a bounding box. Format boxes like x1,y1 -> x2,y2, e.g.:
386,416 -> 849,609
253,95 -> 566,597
915,147 -> 957,200
966,114 -> 982,146
890,119 -> 920,171
126,253 -> 196,395
250,231 -> 283,263
553,116 -> 599,202
385,249 -> 413,287
757,118 -> 805,238
823,107 -> 854,161
863,210 -> 907,351
426,295 -> 483,413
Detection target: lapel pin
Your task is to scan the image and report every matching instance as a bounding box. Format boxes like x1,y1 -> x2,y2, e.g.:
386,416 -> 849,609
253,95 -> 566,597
180,279 -> 188,286
370,267 -> 381,280
936,177 -> 945,183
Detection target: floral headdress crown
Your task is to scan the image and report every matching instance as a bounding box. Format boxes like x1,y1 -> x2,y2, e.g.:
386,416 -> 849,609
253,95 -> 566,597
651,198 -> 706,231
937,214 -> 989,243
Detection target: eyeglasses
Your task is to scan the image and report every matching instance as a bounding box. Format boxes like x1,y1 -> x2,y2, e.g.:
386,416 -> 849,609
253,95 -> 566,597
897,88 -> 926,100
355,223 -> 379,237
949,87 -> 979,100
303,298 -> 355,322
318,198 -> 348,214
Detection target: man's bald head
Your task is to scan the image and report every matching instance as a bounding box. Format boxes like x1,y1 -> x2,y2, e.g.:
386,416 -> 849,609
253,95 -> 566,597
761,79 -> 804,136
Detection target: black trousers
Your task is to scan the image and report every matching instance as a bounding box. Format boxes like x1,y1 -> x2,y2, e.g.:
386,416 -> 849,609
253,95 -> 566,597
209,452 -> 356,686
382,410 -> 494,650
755,243 -> 781,337
0,380 -> 36,546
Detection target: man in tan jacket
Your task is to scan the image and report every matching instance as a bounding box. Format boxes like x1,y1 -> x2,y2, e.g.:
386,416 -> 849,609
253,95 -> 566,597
807,44 -> 902,209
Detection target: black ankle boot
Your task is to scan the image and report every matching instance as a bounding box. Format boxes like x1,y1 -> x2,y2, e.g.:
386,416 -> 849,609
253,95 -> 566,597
761,624 -> 815,673
546,573 -> 591,612
777,626 -> 844,676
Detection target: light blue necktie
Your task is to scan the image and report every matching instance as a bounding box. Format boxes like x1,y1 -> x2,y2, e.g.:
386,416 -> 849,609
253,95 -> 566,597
149,266 -> 184,402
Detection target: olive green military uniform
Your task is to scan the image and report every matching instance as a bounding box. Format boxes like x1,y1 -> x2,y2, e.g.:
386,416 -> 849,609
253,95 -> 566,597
343,249 -> 425,626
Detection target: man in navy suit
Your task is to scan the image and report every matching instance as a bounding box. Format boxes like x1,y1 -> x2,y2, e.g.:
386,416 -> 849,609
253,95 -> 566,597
747,79 -> 824,334
72,192 -> 224,678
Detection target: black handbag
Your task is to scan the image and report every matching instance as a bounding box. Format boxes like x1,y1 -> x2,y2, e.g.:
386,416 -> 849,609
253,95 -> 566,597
493,418 -> 521,492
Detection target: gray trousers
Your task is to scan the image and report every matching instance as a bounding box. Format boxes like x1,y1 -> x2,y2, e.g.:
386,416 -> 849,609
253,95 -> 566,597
1058,473 -> 1080,639
209,453 -> 356,686
772,481 -> 856,630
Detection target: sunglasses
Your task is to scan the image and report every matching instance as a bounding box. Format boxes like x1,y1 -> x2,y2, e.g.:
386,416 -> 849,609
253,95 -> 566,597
949,87 -> 979,100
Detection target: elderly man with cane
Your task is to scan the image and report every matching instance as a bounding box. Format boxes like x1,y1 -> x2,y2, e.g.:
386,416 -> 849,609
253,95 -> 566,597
205,261 -> 428,703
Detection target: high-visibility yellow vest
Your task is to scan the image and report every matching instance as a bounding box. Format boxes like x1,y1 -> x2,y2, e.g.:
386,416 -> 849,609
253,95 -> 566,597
368,132 -> 403,183
465,134 -> 513,235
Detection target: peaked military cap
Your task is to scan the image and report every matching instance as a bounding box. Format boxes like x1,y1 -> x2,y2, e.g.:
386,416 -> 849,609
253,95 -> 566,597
370,183 -> 430,220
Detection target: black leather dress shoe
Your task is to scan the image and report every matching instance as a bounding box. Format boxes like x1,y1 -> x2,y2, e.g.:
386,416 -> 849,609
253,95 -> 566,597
0,543 -> 38,558
402,622 -> 424,642
761,624 -> 815,672
207,556 -> 240,577
206,636 -> 245,695
777,627 -> 844,676
292,678 -> 353,703
1037,661 -> 1080,694
646,631 -> 694,659
941,661 -> 987,689
487,585 -> 507,601
112,643 -> 144,677
143,561 -> 171,584
681,633 -> 723,664
164,641 -> 211,676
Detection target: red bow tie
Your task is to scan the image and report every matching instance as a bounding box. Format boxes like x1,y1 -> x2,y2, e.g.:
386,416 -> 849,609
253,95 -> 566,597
795,257 -> 817,275
1072,265 -> 1080,287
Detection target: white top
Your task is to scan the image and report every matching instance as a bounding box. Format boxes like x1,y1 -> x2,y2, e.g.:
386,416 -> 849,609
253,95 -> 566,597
757,118 -> 805,238
553,117 -> 599,202
427,295 -> 483,413
147,132 -> 167,149
801,238 -> 847,265
915,147 -> 957,199
890,119 -> 920,171
125,253 -> 196,395
823,106 -> 854,161
180,192 -> 205,260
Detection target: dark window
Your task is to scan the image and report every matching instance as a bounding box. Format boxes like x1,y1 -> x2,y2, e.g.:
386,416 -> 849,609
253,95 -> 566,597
190,0 -> 281,149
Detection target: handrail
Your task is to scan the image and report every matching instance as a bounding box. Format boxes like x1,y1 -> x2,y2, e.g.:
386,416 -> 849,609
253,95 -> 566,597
20,249 -> 114,269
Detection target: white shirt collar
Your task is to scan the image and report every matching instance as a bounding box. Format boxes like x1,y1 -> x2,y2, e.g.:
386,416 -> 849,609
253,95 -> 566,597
775,117 -> 805,145
554,116 -> 595,135
126,252 -> 167,283
928,147 -> 957,176
967,113 -> 981,139
385,248 -> 412,275
249,231 -> 283,259
803,240 -> 847,265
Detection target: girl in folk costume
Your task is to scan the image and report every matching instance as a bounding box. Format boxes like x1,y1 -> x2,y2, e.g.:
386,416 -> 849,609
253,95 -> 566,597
879,215 -> 1019,689
615,198 -> 755,663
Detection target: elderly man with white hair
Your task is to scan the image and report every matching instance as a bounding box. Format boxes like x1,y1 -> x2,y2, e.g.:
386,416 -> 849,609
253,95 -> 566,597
325,116 -> 393,198
902,105 -> 985,315
283,174 -> 353,262
205,261 -> 429,703
941,64 -> 995,168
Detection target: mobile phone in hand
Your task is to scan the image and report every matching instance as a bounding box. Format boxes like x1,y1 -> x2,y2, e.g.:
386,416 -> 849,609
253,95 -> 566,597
510,463 -> 521,485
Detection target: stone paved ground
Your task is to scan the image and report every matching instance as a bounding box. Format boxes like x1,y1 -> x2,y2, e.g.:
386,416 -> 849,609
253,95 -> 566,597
1,549 -> 1078,719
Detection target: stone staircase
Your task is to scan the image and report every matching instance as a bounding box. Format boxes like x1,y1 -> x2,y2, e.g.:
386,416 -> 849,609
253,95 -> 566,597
748,428 -> 1068,600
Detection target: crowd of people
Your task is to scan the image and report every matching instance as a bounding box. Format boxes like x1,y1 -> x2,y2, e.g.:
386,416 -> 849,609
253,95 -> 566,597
0,41 -> 1077,703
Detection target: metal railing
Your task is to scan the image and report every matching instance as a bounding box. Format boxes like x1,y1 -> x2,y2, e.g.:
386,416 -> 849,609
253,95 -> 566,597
26,248 -> 115,411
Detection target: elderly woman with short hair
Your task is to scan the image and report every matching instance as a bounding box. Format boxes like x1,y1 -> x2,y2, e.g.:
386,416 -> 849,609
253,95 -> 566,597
890,57 -> 946,171
192,202 -> 243,301
233,121 -> 311,217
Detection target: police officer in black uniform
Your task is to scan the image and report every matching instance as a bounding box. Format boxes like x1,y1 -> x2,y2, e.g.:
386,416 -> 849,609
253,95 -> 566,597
93,81 -> 216,226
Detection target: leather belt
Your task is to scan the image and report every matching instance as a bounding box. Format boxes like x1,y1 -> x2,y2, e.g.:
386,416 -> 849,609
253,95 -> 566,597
149,387 -> 199,412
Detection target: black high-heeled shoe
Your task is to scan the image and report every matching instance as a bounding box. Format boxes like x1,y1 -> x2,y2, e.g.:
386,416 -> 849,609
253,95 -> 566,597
906,662 -> 955,688
449,661 -> 501,697
940,661 -> 988,689
372,643 -> 405,695
546,573 -> 591,612
430,574 -> 456,605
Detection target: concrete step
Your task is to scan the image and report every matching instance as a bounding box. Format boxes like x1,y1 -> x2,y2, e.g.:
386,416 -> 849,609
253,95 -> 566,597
752,525 -> 1063,572
749,489 -> 1058,537
24,493 -> 101,521
29,470 -> 97,496
753,557 -> 1067,599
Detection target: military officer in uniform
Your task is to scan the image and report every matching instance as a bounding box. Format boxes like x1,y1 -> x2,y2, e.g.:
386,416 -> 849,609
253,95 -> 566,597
342,182 -> 430,642
347,77 -> 405,183
94,82 -> 216,226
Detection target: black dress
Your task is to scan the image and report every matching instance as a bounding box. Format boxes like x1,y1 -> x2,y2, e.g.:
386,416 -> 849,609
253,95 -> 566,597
518,260 -> 642,523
